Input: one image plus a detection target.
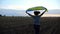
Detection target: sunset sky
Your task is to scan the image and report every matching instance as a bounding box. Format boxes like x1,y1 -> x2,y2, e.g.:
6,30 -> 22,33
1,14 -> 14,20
0,0 -> 60,10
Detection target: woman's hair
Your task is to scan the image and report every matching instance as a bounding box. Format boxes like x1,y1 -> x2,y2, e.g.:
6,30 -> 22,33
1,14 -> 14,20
34,11 -> 40,15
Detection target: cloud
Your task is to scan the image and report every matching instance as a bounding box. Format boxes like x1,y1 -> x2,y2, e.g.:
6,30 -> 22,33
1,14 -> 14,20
0,5 -> 31,10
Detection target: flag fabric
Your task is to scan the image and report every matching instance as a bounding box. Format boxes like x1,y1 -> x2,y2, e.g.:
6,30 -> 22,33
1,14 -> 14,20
26,6 -> 48,12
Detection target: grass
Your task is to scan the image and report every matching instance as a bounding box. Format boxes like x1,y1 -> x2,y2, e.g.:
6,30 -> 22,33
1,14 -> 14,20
0,16 -> 60,34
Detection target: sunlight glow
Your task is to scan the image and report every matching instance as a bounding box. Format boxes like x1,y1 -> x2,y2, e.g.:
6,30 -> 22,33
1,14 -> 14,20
42,14 -> 60,17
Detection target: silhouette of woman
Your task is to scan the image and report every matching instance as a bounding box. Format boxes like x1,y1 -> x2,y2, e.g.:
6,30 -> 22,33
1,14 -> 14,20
26,9 -> 47,34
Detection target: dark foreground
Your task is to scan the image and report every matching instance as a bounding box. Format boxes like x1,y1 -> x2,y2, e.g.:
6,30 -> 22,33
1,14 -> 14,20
0,16 -> 60,34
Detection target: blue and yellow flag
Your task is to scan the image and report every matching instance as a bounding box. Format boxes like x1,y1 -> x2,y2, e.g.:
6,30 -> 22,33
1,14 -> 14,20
26,6 -> 48,12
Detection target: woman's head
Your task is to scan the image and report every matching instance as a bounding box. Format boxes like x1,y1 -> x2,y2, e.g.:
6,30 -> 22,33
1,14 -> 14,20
34,11 -> 40,16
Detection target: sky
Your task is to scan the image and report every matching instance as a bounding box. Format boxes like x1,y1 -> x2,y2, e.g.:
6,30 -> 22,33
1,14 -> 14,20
0,0 -> 60,16
0,0 -> 60,10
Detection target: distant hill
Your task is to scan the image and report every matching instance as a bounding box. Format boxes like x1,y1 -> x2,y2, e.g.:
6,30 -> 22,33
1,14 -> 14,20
0,9 -> 60,16
0,9 -> 25,16
47,9 -> 60,14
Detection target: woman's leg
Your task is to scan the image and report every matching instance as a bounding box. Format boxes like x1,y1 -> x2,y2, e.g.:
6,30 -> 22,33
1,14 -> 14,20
34,25 -> 40,34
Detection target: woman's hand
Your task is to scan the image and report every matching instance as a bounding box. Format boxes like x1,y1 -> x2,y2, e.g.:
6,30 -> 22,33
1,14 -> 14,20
26,11 -> 28,13
45,9 -> 47,12
26,11 -> 34,17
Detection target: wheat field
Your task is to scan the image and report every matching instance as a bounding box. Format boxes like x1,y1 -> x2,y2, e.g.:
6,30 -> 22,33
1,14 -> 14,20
0,16 -> 60,34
